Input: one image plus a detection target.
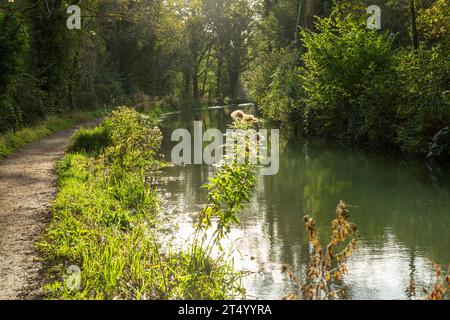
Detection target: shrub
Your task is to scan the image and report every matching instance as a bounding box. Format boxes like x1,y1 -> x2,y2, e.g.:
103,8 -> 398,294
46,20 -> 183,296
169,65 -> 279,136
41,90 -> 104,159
245,48 -> 303,129
395,45 -> 450,155
8,73 -> 48,127
0,95 -> 21,133
102,107 -> 162,170
300,15 -> 397,145
68,107 -> 163,164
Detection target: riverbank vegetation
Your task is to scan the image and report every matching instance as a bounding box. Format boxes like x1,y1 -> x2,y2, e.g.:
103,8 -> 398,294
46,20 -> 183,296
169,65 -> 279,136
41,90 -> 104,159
2,1 -> 448,160
40,107 -> 258,299
282,202 -> 359,300
245,0 -> 449,161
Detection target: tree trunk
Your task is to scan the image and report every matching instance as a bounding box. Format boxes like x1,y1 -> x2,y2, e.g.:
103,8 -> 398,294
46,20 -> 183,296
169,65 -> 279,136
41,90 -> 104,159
409,0 -> 419,49
201,46 -> 212,97
216,49 -> 224,103
305,0 -> 322,31
192,72 -> 199,101
228,67 -> 239,101
295,0 -> 305,47
182,64 -> 191,100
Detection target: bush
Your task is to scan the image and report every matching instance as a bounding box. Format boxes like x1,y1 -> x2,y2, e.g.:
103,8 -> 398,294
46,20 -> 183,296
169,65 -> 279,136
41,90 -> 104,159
68,107 -> 162,167
102,106 -> 162,170
394,45 -> 450,155
245,48 -> 303,129
9,73 -> 48,127
68,126 -> 111,156
300,16 -> 397,145
0,95 -> 21,133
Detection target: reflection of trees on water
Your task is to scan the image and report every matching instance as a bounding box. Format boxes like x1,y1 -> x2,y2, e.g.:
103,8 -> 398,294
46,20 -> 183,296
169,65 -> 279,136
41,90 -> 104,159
260,138 -> 450,265
427,162 -> 450,189
159,107 -> 450,298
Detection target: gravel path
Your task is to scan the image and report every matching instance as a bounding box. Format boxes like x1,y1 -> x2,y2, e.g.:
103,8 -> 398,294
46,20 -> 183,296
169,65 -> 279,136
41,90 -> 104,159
0,120 -> 98,299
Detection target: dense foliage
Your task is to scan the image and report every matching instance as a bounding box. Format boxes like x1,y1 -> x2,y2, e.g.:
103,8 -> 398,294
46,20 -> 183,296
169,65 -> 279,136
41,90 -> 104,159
0,0 -> 259,136
395,45 -> 450,155
300,16 -> 397,147
245,0 -> 450,160
1,0 -> 448,159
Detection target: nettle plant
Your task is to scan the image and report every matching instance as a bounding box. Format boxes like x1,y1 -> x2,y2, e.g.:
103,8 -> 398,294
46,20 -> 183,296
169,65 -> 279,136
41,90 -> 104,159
189,110 -> 259,273
283,201 -> 359,300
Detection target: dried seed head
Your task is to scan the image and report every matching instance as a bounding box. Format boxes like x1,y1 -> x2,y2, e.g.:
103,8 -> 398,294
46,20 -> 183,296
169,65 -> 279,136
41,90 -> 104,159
231,110 -> 244,120
243,114 -> 258,124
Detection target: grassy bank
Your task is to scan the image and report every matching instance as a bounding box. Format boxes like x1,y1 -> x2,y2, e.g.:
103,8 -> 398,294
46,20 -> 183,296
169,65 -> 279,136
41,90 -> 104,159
39,107 -> 246,299
0,110 -> 104,160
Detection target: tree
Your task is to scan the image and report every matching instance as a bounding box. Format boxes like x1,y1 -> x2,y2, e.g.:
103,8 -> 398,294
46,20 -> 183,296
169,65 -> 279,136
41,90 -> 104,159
0,7 -> 26,131
409,0 -> 419,49
26,0 -> 77,111
305,0 -> 324,30
0,8 -> 25,95
417,0 -> 450,48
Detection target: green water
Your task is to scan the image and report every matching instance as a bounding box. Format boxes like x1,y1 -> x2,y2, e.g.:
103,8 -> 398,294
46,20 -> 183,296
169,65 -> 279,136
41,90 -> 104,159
158,105 -> 450,300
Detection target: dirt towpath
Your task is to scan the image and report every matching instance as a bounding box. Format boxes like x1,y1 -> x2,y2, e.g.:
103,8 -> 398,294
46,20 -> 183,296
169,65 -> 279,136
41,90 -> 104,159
0,120 -> 98,299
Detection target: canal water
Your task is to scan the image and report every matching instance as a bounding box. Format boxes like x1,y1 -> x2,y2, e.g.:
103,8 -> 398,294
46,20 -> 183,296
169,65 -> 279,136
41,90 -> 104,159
157,105 -> 450,300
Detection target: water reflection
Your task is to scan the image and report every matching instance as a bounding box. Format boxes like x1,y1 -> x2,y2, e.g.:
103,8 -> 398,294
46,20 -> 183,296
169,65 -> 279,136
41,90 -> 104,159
157,106 -> 450,300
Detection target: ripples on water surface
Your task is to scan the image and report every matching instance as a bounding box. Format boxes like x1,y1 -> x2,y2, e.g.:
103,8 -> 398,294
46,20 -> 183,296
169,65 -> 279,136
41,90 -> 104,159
156,105 -> 450,300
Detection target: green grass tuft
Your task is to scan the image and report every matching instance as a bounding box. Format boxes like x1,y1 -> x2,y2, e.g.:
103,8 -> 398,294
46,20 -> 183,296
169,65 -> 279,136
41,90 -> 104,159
67,126 -> 111,156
